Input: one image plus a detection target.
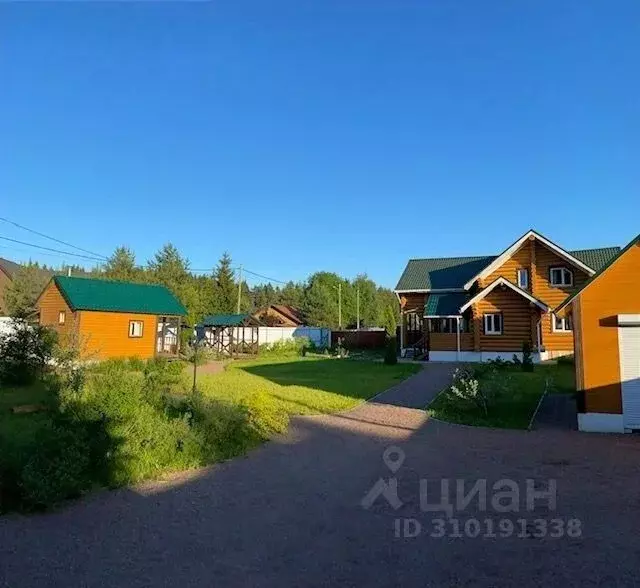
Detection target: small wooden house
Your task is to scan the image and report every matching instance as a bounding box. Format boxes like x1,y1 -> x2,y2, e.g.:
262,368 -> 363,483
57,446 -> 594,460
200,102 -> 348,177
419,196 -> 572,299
555,234 -> 640,433
37,276 -> 186,360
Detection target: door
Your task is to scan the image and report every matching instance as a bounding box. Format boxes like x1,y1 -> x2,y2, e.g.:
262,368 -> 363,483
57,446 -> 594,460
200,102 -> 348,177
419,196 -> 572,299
619,326 -> 640,429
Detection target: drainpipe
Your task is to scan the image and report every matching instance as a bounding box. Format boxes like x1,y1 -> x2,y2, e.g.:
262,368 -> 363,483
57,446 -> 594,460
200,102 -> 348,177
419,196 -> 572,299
456,316 -> 461,362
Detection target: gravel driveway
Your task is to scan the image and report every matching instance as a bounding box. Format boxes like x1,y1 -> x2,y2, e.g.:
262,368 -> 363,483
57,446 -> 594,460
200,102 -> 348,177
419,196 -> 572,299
2,364 -> 640,587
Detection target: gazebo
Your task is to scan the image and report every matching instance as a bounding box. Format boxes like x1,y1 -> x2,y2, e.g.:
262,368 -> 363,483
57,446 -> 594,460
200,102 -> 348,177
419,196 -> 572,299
198,313 -> 261,357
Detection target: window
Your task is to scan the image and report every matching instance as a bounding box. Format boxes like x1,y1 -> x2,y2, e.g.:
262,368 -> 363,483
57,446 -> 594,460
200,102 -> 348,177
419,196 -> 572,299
550,267 -> 573,287
58,311 -> 66,325
128,320 -> 144,338
429,318 -> 470,334
406,313 -> 423,333
552,313 -> 573,333
484,313 -> 503,335
517,268 -> 529,289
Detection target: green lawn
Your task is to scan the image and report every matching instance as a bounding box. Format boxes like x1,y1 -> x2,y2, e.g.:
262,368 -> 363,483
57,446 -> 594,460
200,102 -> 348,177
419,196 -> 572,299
427,362 -> 576,430
191,356 -> 421,415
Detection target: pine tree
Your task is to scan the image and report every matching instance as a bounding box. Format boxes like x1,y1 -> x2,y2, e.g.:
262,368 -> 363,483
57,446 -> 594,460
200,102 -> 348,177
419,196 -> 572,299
4,263 -> 50,317
104,246 -> 139,281
214,252 -> 237,314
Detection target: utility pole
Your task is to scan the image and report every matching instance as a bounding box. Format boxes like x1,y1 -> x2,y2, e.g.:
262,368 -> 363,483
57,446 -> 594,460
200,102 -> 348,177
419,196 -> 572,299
237,265 -> 243,314
338,282 -> 342,328
356,286 -> 360,330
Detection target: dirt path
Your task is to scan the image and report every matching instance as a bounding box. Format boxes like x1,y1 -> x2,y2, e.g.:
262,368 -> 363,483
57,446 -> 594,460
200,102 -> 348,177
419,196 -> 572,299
2,364 -> 640,587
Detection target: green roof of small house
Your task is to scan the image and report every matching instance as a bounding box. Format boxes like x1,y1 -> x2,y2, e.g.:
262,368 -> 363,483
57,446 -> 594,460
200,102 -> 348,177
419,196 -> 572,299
424,292 -> 469,316
53,276 -> 186,316
200,313 -> 252,327
395,247 -> 620,291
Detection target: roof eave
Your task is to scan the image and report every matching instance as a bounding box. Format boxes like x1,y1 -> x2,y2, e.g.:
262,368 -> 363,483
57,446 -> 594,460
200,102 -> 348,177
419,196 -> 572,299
460,277 -> 550,313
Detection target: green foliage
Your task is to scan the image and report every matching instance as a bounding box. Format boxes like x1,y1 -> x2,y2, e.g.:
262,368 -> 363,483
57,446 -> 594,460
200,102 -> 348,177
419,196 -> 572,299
103,246 -> 140,282
557,354 -> 575,366
4,263 -> 50,317
521,341 -> 534,372
19,417 -> 94,508
0,318 -> 57,386
213,252 -> 237,314
259,338 -> 308,357
384,336 -> 398,365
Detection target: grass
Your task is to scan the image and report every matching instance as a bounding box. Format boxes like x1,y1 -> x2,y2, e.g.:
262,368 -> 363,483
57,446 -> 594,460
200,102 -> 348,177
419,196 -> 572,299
190,356 -> 421,415
427,362 -> 576,430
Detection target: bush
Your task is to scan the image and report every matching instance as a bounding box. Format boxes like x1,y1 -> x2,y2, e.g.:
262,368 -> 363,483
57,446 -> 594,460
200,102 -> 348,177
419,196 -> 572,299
384,336 -> 398,365
0,318 -> 56,386
259,338 -> 308,357
558,354 -> 575,365
19,418 -> 94,508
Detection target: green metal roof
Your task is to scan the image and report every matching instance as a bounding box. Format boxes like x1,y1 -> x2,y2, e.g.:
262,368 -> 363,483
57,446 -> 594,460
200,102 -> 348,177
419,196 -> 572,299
396,247 -> 620,291
395,256 -> 495,290
200,313 -> 251,327
424,292 -> 469,316
53,276 -> 186,315
569,247 -> 621,272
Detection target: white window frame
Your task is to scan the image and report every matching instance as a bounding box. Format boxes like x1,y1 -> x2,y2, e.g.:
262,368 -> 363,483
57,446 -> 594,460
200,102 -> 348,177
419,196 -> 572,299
517,268 -> 529,289
58,311 -> 66,325
484,313 -> 503,335
128,320 -> 144,338
552,313 -> 573,333
550,266 -> 573,287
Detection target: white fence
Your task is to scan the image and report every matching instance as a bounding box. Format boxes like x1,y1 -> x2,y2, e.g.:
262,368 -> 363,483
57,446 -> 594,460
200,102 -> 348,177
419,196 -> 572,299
257,327 -> 330,348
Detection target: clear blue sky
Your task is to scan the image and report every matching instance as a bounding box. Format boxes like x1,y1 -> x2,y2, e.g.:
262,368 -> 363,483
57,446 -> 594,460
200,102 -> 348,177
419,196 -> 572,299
2,1 -> 638,288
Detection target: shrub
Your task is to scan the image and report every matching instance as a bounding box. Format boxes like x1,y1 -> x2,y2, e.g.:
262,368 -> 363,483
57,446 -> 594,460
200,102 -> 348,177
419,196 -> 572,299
182,342 -> 214,365
557,354 -> 575,365
521,341 -> 534,372
0,318 -> 56,386
384,336 -> 398,365
486,357 -> 512,370
19,418 -> 93,508
259,338 -> 308,357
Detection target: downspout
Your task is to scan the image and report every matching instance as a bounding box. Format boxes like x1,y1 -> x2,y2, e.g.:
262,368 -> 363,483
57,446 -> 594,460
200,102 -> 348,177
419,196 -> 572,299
456,316 -> 461,362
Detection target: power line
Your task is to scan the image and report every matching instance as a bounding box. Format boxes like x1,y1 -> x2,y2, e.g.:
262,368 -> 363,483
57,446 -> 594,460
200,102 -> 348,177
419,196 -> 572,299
0,236 -> 105,262
240,268 -> 289,285
0,216 -> 108,260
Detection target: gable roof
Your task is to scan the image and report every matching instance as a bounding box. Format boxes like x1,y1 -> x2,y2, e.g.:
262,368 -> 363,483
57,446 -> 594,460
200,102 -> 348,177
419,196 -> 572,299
270,305 -> 305,325
424,292 -> 469,317
52,276 -> 186,315
0,258 -> 22,278
459,277 -> 550,313
395,235 -> 620,292
462,230 -> 598,290
555,234 -> 640,315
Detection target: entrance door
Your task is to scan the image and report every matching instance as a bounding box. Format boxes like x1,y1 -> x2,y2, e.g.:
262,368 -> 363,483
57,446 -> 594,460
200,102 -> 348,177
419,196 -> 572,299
619,326 -> 640,429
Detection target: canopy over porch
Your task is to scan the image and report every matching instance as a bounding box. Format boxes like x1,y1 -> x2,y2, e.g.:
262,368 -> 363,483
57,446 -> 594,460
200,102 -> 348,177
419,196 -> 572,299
197,313 -> 261,357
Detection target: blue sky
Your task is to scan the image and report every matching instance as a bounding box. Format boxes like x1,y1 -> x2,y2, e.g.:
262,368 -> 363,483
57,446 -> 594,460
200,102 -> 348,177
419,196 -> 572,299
1,1 -> 638,288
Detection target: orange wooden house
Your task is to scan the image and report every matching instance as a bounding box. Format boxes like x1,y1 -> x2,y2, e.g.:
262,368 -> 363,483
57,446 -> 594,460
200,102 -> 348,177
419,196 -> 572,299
395,230 -> 620,363
555,234 -> 640,433
37,275 -> 186,360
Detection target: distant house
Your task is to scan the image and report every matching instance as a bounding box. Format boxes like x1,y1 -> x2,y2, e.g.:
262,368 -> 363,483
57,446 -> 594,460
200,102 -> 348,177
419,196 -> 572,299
0,257 -> 51,315
555,234 -> 640,433
37,276 -> 186,360
253,304 -> 305,327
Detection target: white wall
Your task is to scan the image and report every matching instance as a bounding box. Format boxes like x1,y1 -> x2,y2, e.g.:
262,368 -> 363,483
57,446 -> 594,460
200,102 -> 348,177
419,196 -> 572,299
258,326 -> 330,347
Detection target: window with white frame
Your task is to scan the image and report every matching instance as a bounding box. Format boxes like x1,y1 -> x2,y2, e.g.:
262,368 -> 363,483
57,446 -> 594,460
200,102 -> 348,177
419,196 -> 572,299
517,268 -> 529,289
484,313 -> 503,335
549,267 -> 573,287
552,313 -> 573,333
128,320 -> 144,338
58,311 -> 66,325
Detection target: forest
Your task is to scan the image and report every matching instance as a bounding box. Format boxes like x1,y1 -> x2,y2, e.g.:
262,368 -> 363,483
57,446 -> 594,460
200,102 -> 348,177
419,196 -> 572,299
4,244 -> 400,333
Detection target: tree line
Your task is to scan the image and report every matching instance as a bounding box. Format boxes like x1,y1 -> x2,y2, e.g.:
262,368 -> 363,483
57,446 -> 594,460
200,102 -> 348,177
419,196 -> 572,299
4,244 -> 399,333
